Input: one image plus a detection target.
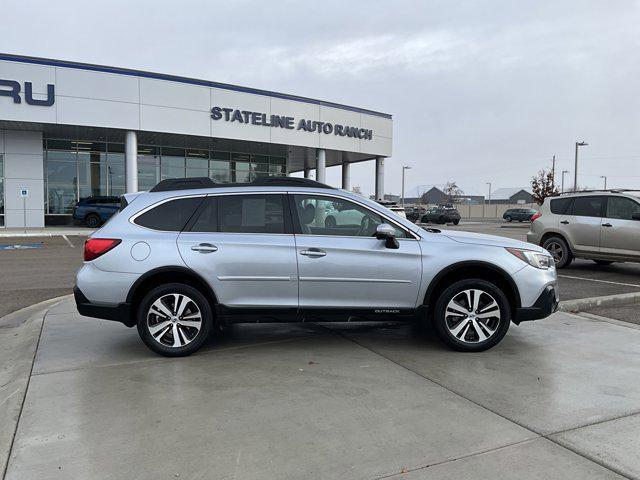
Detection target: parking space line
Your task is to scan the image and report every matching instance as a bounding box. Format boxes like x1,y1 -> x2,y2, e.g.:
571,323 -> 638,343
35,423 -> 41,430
62,235 -> 75,248
558,274 -> 640,289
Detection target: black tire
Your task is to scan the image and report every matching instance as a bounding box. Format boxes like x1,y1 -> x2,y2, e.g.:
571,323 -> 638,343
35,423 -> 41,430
505,215 -> 512,222
518,219 -> 523,223
452,219 -> 460,225
542,236 -> 573,268
432,279 -> 511,352
325,216 -> 337,228
593,260 -> 614,266
137,283 -> 213,357
85,213 -> 101,228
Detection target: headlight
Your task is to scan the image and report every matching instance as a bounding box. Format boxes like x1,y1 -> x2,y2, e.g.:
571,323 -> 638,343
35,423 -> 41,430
506,247 -> 554,269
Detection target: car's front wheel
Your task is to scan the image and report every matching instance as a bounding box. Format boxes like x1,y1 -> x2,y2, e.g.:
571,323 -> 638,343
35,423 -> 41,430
542,236 -> 573,268
505,215 -> 512,222
137,283 -> 213,357
433,279 -> 511,352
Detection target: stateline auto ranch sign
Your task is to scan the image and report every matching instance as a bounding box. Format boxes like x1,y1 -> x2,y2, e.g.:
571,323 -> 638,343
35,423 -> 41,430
211,106 -> 373,140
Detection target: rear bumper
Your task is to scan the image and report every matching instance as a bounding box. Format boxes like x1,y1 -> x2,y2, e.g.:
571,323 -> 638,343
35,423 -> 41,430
514,285 -> 559,323
74,286 -> 134,327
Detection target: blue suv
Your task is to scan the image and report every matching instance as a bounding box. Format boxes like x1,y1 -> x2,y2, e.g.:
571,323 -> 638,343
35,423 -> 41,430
73,196 -> 120,228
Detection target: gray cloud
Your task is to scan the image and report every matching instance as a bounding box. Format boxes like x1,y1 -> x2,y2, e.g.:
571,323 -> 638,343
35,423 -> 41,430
3,0 -> 639,196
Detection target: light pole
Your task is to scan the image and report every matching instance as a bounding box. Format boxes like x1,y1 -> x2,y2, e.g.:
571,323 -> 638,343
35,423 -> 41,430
551,154 -> 556,189
573,141 -> 588,191
484,182 -> 492,218
561,170 -> 569,193
401,166 -> 411,208
600,175 -> 607,189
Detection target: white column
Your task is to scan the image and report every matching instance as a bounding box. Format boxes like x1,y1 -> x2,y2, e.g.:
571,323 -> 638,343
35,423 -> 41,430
125,131 -> 138,193
316,148 -> 326,184
375,156 -> 385,201
341,162 -> 350,190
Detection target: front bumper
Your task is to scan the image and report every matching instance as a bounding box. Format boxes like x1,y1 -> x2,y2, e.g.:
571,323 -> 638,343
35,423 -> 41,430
513,285 -> 559,323
74,286 -> 134,327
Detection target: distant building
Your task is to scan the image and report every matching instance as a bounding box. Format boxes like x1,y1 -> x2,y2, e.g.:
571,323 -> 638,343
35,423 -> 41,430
489,188 -> 534,204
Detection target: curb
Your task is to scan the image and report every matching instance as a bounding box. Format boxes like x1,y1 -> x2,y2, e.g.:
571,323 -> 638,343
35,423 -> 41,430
0,295 -> 69,479
559,291 -> 640,313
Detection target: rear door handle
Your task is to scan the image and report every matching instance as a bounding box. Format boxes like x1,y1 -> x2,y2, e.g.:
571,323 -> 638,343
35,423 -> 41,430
300,248 -> 326,258
560,220 -> 570,225
191,243 -> 218,253
602,223 -> 613,227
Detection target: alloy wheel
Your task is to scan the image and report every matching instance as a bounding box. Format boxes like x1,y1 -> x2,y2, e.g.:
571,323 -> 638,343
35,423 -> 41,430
545,241 -> 564,263
146,293 -> 202,348
444,289 -> 501,344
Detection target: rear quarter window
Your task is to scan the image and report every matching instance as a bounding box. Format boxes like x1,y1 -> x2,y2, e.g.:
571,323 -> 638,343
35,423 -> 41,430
134,197 -> 203,231
549,197 -> 573,214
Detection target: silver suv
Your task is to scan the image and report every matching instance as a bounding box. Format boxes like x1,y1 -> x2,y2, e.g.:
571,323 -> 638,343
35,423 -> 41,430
75,177 -> 558,356
527,191 -> 640,268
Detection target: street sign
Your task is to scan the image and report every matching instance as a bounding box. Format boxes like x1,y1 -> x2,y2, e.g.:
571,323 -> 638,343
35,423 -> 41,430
20,188 -> 28,197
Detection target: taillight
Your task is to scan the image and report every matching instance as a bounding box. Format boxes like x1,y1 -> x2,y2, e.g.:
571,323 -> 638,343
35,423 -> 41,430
531,212 -> 542,222
84,238 -> 121,261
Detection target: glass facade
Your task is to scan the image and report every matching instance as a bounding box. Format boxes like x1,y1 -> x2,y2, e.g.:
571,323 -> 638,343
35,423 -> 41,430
43,138 -> 287,220
0,154 -> 4,227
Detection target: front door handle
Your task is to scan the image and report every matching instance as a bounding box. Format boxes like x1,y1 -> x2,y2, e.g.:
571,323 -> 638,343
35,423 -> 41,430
602,223 -> 613,227
300,248 -> 326,258
560,220 -> 570,225
191,243 -> 218,253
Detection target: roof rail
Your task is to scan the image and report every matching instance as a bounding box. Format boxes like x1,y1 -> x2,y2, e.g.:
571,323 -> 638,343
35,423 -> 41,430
248,177 -> 334,189
559,189 -> 640,195
149,176 -> 334,193
149,177 -> 218,192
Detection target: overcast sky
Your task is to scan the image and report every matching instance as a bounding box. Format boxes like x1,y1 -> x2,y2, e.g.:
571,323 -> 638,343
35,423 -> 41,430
3,0 -> 639,197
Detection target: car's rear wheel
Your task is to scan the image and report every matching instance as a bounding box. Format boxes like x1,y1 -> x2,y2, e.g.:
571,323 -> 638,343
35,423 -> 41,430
543,236 -> 573,268
452,219 -> 460,225
85,213 -> 101,228
137,283 -> 213,357
433,279 -> 510,352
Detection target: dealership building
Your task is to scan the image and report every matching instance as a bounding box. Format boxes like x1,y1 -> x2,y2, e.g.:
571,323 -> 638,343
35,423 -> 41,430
0,53 -> 392,227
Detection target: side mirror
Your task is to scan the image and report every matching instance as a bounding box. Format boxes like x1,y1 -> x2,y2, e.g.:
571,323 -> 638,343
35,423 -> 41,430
632,213 -> 640,221
376,223 -> 399,249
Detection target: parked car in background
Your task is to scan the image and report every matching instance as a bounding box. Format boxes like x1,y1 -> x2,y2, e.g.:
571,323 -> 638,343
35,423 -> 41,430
421,205 -> 461,225
527,191 -> 640,268
503,208 -> 538,222
75,177 -> 558,356
73,196 -> 120,227
406,206 -> 426,223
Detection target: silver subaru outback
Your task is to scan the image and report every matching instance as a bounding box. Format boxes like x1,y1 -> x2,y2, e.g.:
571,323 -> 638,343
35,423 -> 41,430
75,177 -> 558,356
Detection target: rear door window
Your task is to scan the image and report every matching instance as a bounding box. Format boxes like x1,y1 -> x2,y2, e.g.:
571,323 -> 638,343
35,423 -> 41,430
134,197 -> 203,231
570,196 -> 605,217
189,194 -> 288,234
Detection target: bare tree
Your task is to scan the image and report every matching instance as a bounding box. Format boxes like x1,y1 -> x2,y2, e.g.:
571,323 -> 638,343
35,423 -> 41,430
351,185 -> 362,195
531,169 -> 559,204
442,181 -> 464,203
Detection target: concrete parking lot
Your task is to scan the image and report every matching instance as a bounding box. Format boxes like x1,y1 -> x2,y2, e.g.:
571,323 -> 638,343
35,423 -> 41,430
1,223 -> 639,479
2,297 -> 640,479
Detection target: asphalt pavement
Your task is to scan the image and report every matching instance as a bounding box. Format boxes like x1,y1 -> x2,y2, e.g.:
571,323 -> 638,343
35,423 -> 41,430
0,236 -> 86,318
1,224 -> 639,318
